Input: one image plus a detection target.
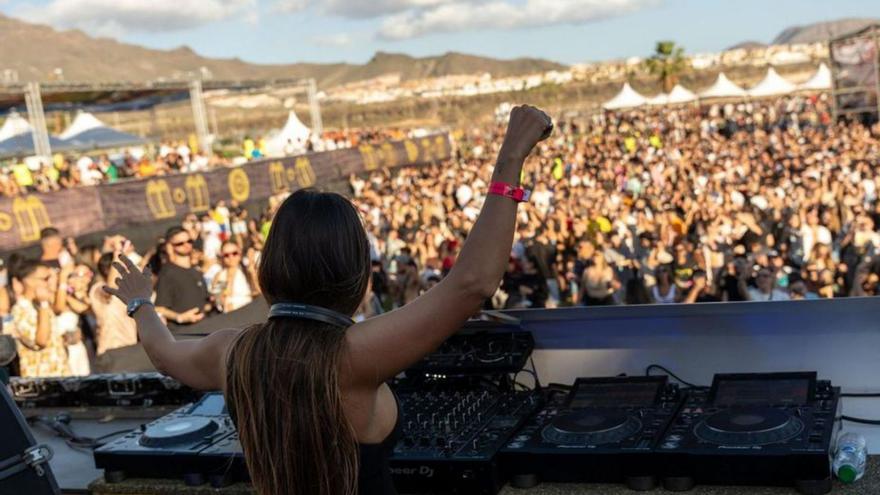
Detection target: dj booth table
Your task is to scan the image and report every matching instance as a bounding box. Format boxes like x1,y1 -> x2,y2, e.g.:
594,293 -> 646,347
28,297 -> 880,495
84,459 -> 880,495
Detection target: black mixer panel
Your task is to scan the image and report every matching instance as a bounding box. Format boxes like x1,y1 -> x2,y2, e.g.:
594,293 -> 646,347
94,393 -> 246,487
500,375 -> 683,491
389,379 -> 543,495
406,324 -> 534,376
12,373 -> 198,409
657,372 -> 841,495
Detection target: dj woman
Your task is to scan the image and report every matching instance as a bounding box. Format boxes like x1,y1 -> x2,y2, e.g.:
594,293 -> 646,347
107,105 -> 552,495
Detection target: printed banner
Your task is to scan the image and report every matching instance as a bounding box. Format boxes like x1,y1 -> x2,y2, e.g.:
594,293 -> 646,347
0,134 -> 451,251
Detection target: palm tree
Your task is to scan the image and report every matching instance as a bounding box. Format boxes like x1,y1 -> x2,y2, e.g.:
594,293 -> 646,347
645,41 -> 687,93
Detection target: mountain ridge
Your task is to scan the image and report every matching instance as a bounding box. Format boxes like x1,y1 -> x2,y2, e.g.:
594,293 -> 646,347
0,14 -> 565,87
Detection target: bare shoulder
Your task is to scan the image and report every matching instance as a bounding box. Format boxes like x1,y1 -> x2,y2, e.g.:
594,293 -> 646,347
177,328 -> 243,391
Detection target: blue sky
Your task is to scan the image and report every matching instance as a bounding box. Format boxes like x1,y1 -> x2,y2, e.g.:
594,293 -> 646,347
2,0 -> 879,65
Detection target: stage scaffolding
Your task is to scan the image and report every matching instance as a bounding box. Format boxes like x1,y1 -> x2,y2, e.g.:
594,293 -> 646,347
0,77 -> 323,160
830,24 -> 880,122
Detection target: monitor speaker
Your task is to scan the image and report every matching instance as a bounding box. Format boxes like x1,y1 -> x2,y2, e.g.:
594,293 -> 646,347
0,383 -> 59,494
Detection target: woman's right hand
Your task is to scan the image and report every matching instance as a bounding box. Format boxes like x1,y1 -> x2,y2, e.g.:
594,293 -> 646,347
498,105 -> 553,163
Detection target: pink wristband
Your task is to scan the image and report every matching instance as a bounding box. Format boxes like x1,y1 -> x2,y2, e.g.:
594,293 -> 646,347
488,181 -> 531,203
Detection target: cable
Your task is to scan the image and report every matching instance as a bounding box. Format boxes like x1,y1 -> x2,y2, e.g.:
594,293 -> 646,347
27,415 -> 134,450
645,364 -> 703,389
528,356 -> 542,389
841,392 -> 880,398
840,415 -> 880,426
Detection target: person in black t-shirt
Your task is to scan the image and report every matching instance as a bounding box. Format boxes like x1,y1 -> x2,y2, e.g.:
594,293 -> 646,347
154,227 -> 210,330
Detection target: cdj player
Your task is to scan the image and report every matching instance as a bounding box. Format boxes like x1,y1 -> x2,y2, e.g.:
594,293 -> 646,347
93,393 -> 246,487
501,375 -> 683,490
657,372 -> 841,495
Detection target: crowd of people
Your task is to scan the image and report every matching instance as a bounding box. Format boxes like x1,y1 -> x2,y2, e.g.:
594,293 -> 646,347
0,128 -> 414,197
1,92 -> 879,379
0,142 -> 224,197
0,195 -> 282,378
352,93 -> 880,313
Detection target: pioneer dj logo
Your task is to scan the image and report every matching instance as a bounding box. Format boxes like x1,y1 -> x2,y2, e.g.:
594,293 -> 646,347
390,466 -> 435,478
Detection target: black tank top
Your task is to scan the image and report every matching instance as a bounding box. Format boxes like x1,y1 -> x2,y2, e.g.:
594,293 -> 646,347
357,393 -> 402,495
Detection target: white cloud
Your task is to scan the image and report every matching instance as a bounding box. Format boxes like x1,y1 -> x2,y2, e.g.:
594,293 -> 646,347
17,0 -> 256,36
271,0 -> 454,18
322,0 -> 453,18
311,33 -> 354,47
378,0 -> 655,40
272,0 -> 308,14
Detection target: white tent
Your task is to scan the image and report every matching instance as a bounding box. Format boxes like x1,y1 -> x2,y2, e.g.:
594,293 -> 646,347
603,83 -> 648,110
747,68 -> 797,97
646,93 -> 669,106
266,110 -> 312,156
59,112 -> 104,139
699,72 -> 747,99
666,84 -> 698,104
798,63 -> 832,91
645,84 -> 697,106
0,112 -> 31,141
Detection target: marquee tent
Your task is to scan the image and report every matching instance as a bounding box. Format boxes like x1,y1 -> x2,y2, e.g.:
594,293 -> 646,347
60,112 -> 147,151
666,84 -> 698,104
603,83 -> 648,110
798,63 -> 832,91
699,72 -> 747,99
646,92 -> 669,106
0,112 -> 31,142
0,112 -> 72,159
266,110 -> 312,156
747,68 -> 797,98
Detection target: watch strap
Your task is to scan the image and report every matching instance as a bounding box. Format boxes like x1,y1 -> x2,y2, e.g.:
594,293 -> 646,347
488,181 -> 531,203
127,298 -> 154,317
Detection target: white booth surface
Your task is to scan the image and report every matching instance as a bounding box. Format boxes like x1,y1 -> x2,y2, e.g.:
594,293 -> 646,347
505,297 -> 880,453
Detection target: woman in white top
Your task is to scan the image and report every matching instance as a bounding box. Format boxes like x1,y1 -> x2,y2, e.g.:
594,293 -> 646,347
211,242 -> 260,313
651,265 -> 679,304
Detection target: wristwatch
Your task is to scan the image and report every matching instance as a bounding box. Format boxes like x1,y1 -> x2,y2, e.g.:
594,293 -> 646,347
127,298 -> 154,317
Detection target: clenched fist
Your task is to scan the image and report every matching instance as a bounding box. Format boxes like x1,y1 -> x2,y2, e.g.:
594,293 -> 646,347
499,105 -> 553,163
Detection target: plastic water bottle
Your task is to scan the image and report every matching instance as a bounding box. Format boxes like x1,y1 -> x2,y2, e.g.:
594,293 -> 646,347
833,433 -> 868,484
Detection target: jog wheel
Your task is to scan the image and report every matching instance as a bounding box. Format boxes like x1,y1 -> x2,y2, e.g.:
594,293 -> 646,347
139,417 -> 219,447
694,407 -> 803,446
542,409 -> 642,445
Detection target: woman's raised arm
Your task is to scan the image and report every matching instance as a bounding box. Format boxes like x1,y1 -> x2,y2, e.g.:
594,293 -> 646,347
345,105 -> 552,387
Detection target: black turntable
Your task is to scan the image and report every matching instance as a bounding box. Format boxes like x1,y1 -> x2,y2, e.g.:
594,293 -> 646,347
93,393 -> 247,487
657,372 -> 841,495
501,375 -> 684,490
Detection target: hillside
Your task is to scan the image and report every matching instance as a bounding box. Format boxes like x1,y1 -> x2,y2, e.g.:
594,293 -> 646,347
0,14 -> 564,87
772,18 -> 878,44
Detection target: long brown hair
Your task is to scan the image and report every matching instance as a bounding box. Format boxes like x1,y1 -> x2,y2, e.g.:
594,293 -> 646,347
226,189 -> 371,495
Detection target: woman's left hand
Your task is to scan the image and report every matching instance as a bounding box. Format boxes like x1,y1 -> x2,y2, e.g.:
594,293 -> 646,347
103,255 -> 152,305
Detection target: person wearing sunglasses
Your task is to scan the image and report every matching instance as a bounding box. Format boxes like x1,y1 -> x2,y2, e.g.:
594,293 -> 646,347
154,226 -> 210,330
8,257 -> 71,377
210,241 -> 259,313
